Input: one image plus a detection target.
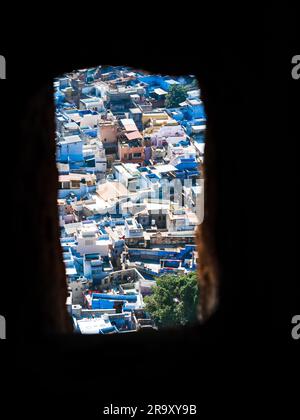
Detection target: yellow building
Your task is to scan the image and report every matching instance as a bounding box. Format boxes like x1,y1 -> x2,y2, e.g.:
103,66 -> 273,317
142,110 -> 169,125
143,112 -> 178,135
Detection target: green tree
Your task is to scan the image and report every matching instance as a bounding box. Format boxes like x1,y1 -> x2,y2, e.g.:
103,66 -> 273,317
165,84 -> 188,108
144,272 -> 199,328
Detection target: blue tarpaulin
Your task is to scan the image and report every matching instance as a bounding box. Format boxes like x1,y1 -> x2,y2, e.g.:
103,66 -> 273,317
92,293 -> 137,302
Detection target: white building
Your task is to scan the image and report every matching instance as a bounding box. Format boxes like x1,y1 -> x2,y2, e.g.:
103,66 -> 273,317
150,124 -> 186,147
167,143 -> 197,161
166,207 -> 199,232
79,97 -> 104,112
124,218 -> 144,238
67,277 -> 92,305
76,221 -> 112,256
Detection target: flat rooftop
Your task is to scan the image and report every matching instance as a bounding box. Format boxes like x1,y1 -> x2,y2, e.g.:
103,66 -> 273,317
59,173 -> 96,183
154,88 -> 167,95
120,118 -> 138,132
77,316 -> 111,334
97,181 -> 129,201
60,135 -> 82,144
129,108 -> 142,114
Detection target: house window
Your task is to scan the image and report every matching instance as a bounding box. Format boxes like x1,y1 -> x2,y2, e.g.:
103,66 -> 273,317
61,182 -> 70,189
71,181 -> 80,189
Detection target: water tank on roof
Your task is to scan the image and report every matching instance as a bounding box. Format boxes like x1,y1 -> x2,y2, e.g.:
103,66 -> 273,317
72,305 -> 82,318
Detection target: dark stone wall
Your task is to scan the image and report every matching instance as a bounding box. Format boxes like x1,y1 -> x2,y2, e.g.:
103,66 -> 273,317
18,85 -> 73,335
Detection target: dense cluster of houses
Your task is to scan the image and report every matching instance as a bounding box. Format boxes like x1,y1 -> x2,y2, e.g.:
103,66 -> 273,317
55,65 -> 205,334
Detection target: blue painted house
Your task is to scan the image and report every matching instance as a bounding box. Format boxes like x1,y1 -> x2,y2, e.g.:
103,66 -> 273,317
54,89 -> 65,107
57,135 -> 83,164
182,98 -> 205,120
174,157 -> 198,171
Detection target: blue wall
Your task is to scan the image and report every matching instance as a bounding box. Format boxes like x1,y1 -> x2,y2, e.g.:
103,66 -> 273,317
58,140 -> 83,163
186,102 -> 205,120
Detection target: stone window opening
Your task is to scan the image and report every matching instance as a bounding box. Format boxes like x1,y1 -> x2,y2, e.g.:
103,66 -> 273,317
16,63 -> 220,339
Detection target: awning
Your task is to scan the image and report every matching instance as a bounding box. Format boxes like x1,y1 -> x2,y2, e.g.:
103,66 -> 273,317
125,131 -> 143,141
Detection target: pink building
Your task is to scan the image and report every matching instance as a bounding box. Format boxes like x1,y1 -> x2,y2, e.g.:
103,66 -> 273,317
118,119 -> 145,163
118,134 -> 145,163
